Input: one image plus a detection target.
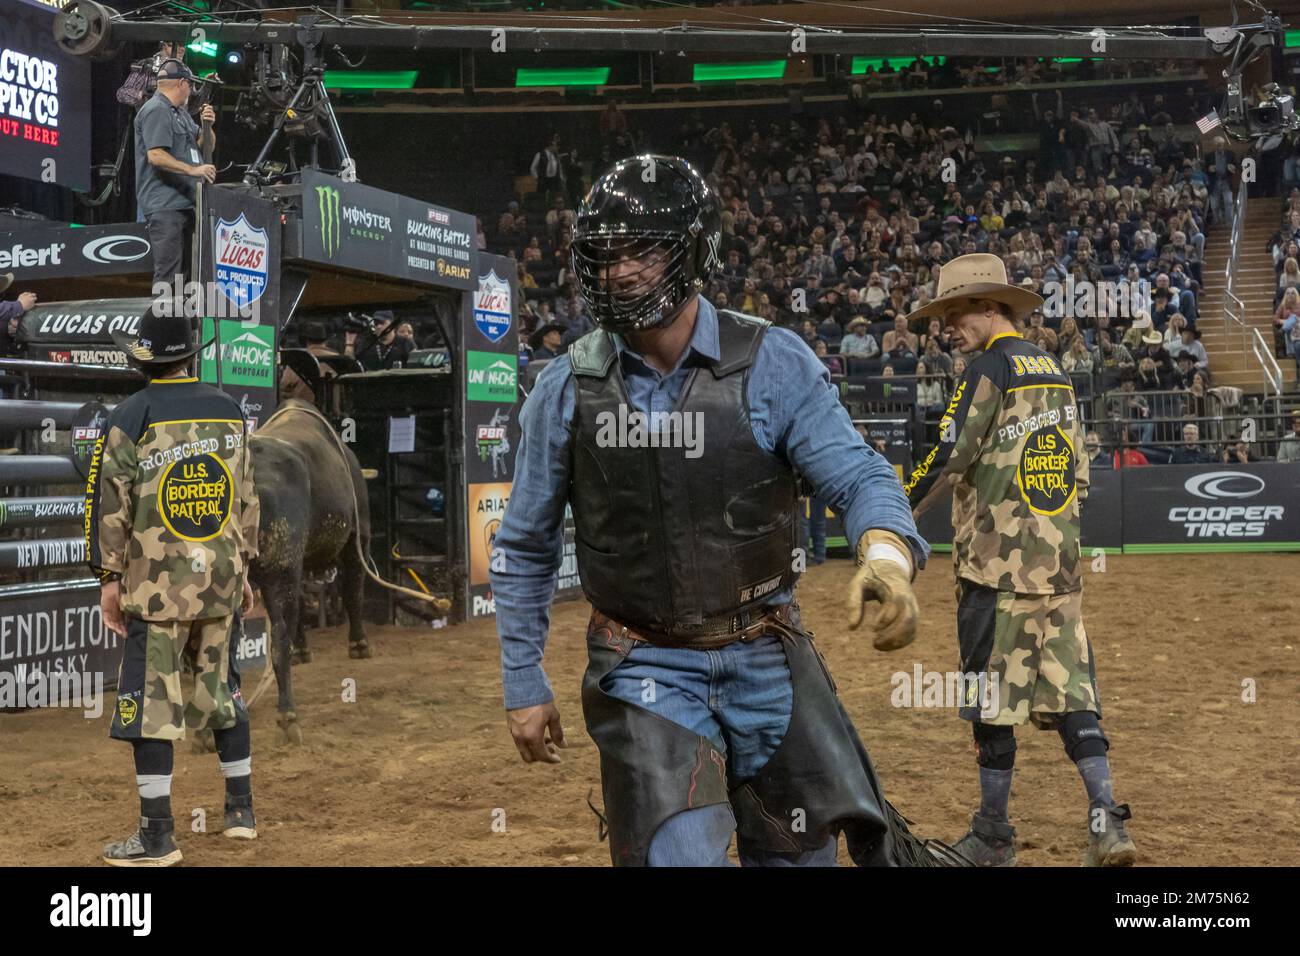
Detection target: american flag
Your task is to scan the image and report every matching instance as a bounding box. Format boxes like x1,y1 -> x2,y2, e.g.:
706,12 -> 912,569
1196,110 -> 1222,136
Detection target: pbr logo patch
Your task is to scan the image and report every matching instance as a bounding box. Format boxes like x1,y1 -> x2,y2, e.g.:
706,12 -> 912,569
214,213 -> 269,309
1016,424 -> 1077,515
472,269 -> 512,343
69,400 -> 109,480
156,453 -> 234,541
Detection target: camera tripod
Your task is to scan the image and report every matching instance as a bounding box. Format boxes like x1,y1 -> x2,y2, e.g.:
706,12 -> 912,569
242,17 -> 356,185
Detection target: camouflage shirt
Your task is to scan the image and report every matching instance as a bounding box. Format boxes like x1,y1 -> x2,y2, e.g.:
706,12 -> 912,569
85,376 -> 260,620
904,332 -> 1088,595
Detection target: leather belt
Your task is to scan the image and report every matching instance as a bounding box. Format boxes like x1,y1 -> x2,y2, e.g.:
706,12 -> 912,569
591,603 -> 796,650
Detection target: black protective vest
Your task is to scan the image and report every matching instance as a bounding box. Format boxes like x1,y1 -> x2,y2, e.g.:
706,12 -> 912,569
568,309 -> 798,635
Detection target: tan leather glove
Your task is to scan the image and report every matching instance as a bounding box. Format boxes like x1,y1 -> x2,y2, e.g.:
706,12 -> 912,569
845,529 -> 919,651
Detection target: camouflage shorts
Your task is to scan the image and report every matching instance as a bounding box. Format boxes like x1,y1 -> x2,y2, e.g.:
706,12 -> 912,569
110,615 -> 247,741
955,580 -> 1099,729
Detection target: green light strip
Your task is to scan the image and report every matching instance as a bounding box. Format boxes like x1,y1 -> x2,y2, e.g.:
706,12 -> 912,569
322,71 -> 420,90
1122,542 -> 1300,553
693,60 -> 788,82
1286,29 -> 1300,49
515,67 -> 611,87
187,40 -> 218,57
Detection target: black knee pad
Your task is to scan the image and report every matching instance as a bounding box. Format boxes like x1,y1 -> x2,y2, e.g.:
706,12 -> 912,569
213,720 -> 251,764
1058,711 -> 1109,761
972,722 -> 1017,770
131,738 -> 174,776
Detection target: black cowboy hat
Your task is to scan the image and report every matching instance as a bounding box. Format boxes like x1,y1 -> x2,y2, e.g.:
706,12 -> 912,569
529,321 -> 566,351
299,320 -> 330,345
279,347 -> 323,396
110,303 -> 213,366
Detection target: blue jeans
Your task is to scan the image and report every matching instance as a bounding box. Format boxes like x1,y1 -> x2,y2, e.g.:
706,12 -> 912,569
799,495 -> 828,563
1210,182 -> 1233,226
599,633 -> 839,867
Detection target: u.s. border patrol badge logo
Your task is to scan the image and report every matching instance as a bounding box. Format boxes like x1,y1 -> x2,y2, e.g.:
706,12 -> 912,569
1016,424 -> 1077,515
156,453 -> 234,541
117,697 -> 137,726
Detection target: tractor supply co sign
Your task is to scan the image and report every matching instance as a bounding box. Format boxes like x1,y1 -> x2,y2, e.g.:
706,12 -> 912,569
1122,464 -> 1300,547
0,1 -> 92,192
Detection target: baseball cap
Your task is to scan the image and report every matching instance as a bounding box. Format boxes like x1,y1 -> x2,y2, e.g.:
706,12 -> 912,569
156,58 -> 211,84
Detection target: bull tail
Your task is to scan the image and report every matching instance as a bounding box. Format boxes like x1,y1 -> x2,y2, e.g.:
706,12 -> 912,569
355,535 -> 452,612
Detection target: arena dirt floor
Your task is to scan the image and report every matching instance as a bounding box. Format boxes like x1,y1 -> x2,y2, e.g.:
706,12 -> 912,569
2,552 -> 1297,867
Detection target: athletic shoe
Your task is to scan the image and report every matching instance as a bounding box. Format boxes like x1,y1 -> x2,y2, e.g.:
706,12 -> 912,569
1086,800 -> 1136,867
102,817 -> 182,867
953,812 -> 1017,867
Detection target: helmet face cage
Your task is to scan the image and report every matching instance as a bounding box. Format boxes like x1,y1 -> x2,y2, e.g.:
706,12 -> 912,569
572,229 -> 699,333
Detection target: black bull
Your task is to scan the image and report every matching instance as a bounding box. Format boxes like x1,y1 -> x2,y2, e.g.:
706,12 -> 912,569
247,399 -> 372,743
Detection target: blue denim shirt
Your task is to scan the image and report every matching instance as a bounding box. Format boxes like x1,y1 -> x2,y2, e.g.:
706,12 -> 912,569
491,297 -> 930,709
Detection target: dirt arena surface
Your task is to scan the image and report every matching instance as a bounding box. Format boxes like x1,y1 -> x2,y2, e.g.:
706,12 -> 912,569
2,553 -> 1296,867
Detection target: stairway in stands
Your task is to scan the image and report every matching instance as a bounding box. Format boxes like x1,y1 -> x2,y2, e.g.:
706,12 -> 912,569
1200,195 -> 1297,392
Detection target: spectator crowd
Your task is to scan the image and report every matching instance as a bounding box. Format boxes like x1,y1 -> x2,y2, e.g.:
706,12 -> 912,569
491,61 -> 1300,463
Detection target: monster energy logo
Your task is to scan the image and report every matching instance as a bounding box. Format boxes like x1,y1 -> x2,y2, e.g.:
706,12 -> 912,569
317,185 -> 341,258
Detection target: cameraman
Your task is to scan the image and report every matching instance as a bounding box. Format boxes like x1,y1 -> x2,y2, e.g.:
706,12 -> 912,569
343,310 -> 412,371
135,59 -> 216,290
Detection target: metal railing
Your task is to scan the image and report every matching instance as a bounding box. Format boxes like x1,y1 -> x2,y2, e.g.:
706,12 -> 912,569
1251,327 -> 1284,395
1222,183 -> 1284,395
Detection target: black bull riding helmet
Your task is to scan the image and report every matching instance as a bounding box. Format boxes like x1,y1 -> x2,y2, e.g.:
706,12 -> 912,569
572,154 -> 722,334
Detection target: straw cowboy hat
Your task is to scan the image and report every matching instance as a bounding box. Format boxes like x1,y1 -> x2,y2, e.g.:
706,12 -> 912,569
905,253 -> 1043,326
0,273 -> 13,294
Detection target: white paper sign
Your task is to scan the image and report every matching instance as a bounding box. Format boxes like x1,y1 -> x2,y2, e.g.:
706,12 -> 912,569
388,415 -> 416,454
